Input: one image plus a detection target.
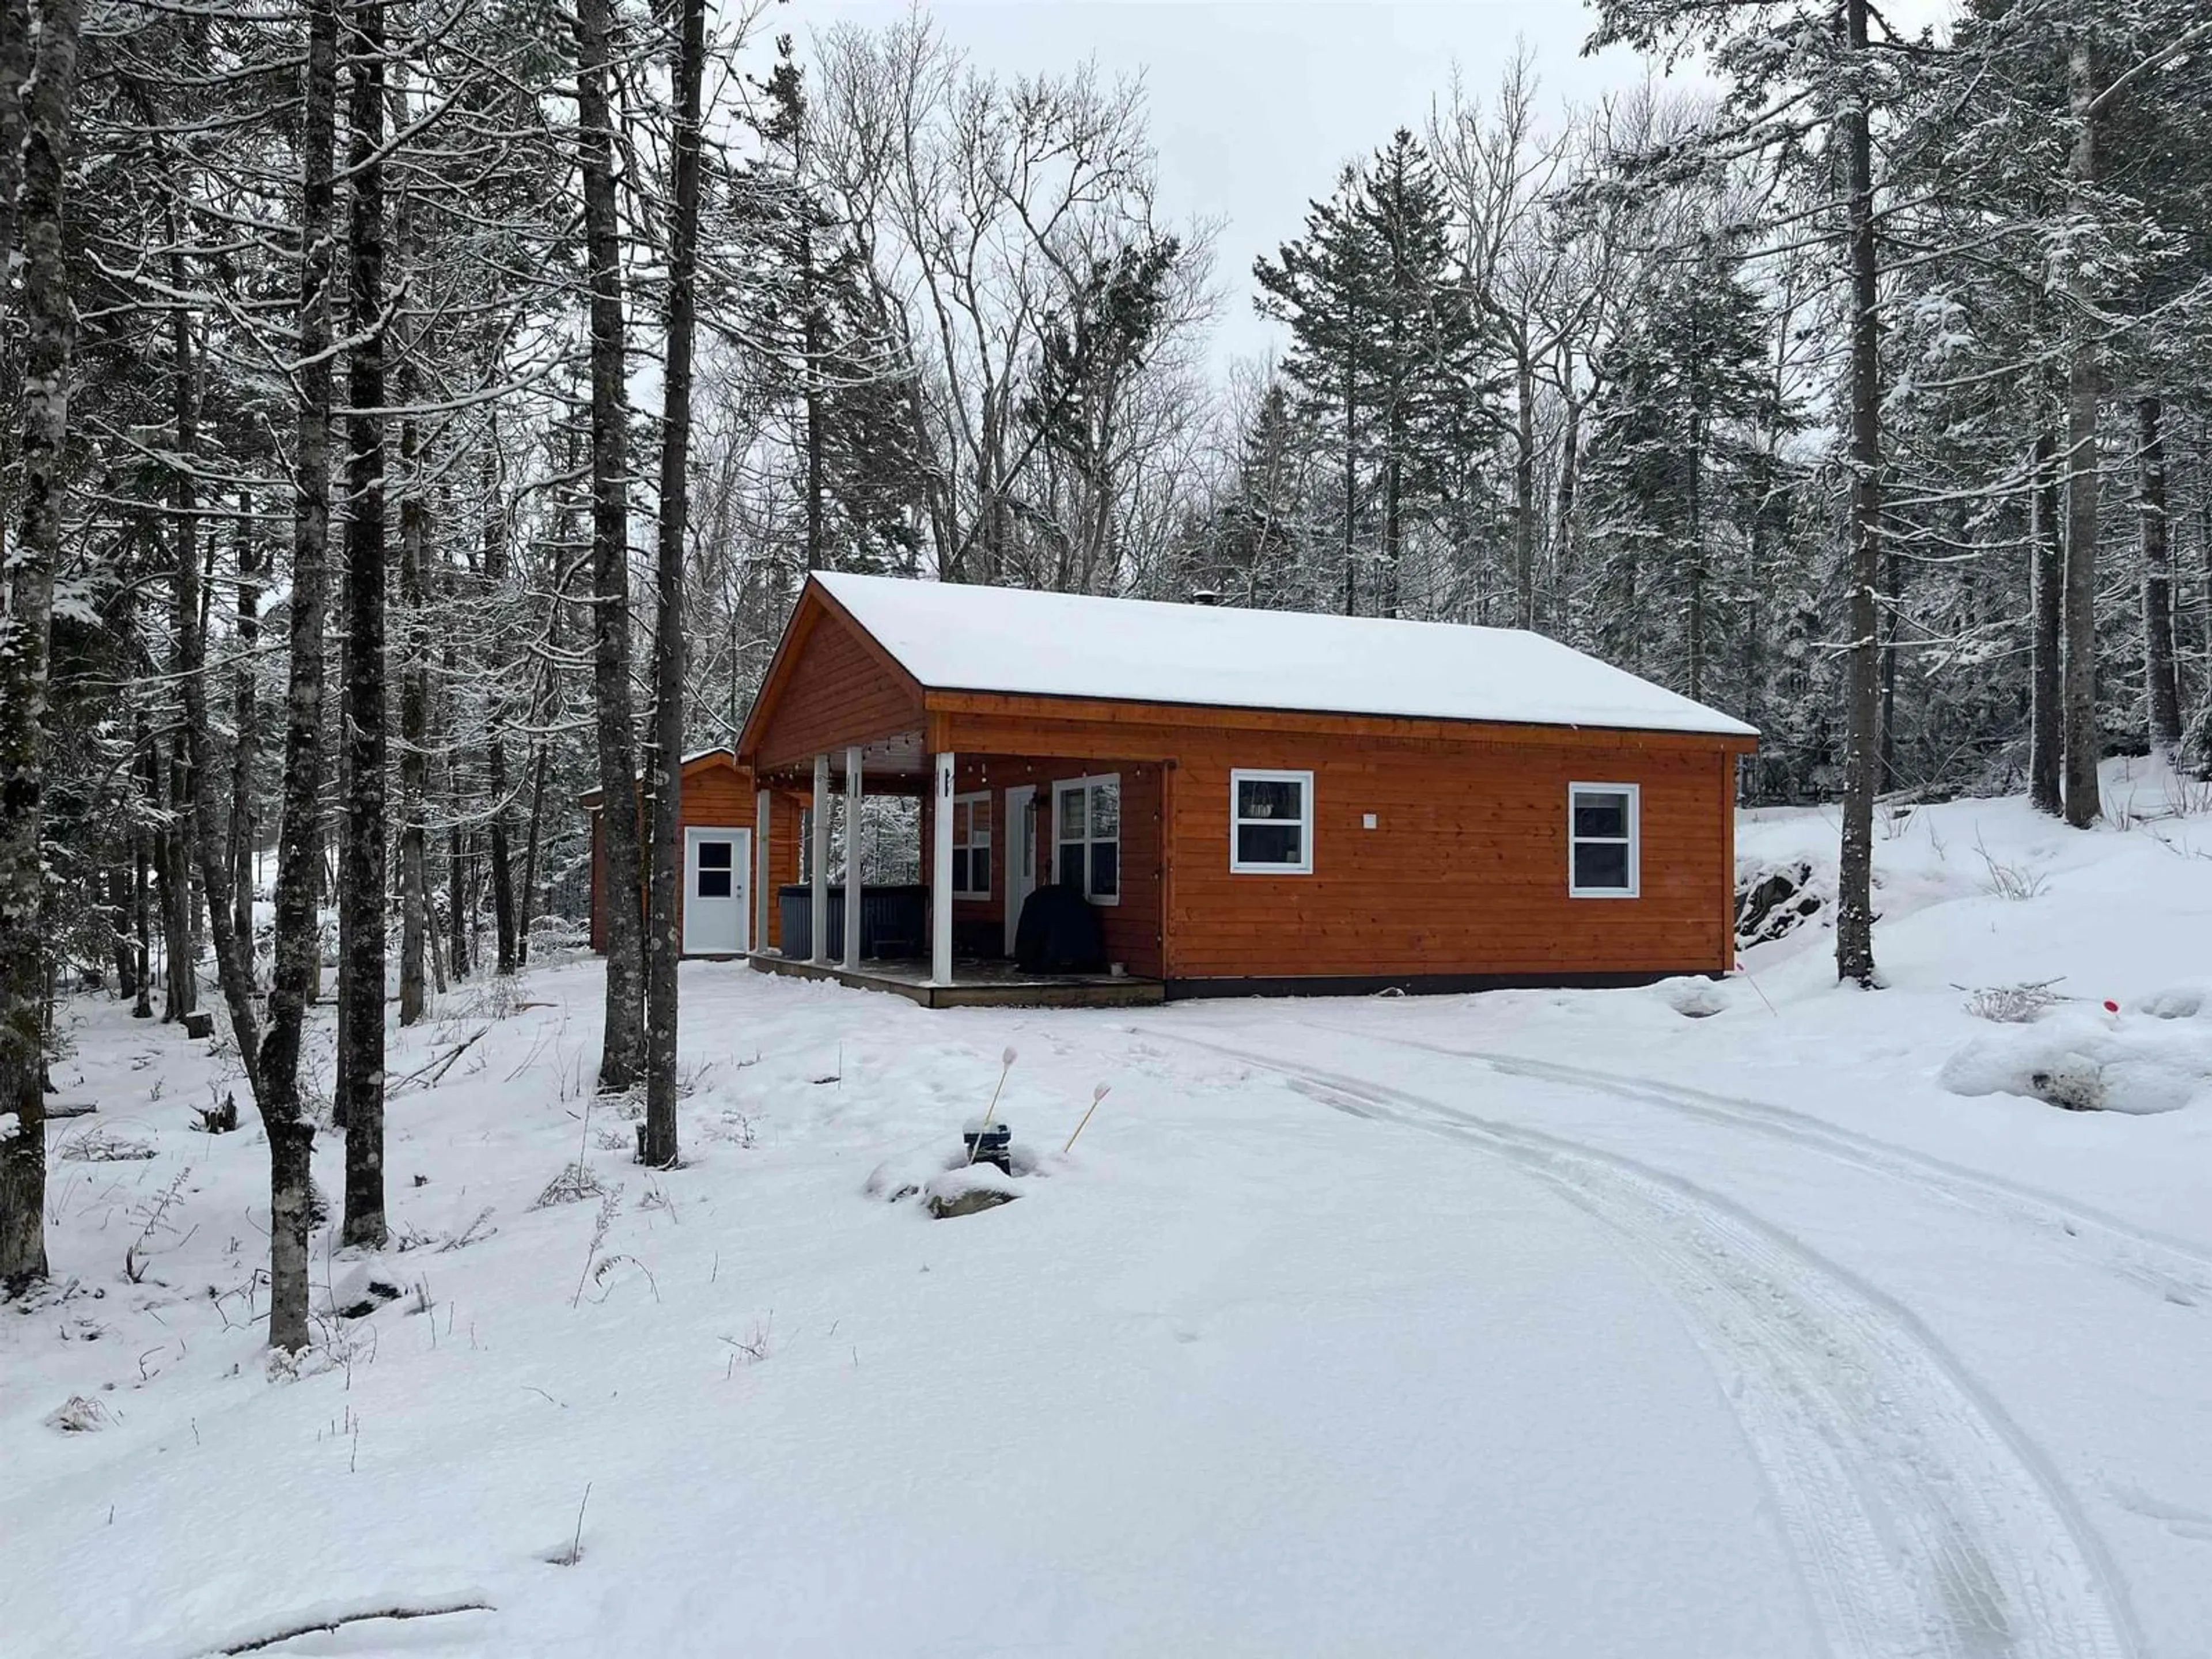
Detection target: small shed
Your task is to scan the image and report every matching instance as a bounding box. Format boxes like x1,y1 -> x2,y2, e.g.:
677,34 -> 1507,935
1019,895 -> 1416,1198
581,748 -> 802,957
732,573 -> 1759,1005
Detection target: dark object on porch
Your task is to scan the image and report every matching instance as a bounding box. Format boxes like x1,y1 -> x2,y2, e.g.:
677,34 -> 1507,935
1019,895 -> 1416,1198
777,882 -> 928,960
1014,885 -> 1107,975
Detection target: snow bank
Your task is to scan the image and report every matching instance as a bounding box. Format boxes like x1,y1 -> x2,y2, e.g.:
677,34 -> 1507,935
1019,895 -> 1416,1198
1940,998 -> 2212,1115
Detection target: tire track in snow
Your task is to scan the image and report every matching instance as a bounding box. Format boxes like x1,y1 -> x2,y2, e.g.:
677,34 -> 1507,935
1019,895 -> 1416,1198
1300,1021 -> 2212,1312
1140,1028 -> 2142,1659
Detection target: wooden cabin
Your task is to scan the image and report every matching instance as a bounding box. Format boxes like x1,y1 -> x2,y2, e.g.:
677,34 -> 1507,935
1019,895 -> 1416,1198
727,573 -> 1758,1007
581,748 -> 802,957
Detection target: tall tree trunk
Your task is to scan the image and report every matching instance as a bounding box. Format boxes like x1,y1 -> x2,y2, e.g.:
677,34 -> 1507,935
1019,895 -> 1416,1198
577,0 -> 643,1092
230,491 -> 259,974
395,430 -> 427,1024
108,862 -> 134,998
2060,32 -> 2102,828
394,119 -> 428,1028
1513,355 -> 1536,631
1834,0 -> 1883,989
518,734 -> 550,965
2029,432 -> 2065,812
1878,535 -> 1903,789
444,592 -> 466,984
253,0 -> 342,1351
0,0 -> 81,1291
2139,395 -> 2180,756
641,0 -> 705,1170
131,711 -> 153,1018
172,278 -> 266,1106
800,179 -> 825,571
483,451 -> 518,976
1686,404 -> 1706,705
336,0 -> 388,1250
1341,298 -> 1358,616
162,732 -> 195,1021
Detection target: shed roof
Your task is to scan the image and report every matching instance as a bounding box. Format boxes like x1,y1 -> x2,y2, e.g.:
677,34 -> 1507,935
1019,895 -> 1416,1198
578,747 -> 742,809
812,571 -> 1758,738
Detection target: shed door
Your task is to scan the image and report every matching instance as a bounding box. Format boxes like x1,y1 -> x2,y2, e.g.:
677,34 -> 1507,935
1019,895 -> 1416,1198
683,828 -> 751,956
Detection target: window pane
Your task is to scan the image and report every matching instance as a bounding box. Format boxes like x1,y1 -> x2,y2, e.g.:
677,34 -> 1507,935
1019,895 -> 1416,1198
1237,823 -> 1302,866
1574,842 -> 1630,891
951,849 -> 970,892
1237,778 -> 1302,822
1090,840 -> 1119,897
698,841 -> 732,870
1059,788 -> 1085,838
1092,781 -> 1120,838
696,869 -> 733,899
972,849 -> 990,894
1573,792 -> 1630,839
1059,843 -> 1086,892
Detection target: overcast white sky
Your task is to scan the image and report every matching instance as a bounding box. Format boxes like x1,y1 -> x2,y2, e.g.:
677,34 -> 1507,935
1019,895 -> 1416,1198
787,1 -> 1673,368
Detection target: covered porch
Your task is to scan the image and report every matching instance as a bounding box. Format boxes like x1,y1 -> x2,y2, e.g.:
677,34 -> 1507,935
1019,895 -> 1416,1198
739,732 -> 1166,1007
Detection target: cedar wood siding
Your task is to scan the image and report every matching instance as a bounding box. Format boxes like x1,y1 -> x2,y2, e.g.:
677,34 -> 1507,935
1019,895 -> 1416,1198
933,756 -> 1166,979
939,701 -> 1740,986
1160,729 -> 1730,981
751,600 -> 925,777
588,756 -> 802,953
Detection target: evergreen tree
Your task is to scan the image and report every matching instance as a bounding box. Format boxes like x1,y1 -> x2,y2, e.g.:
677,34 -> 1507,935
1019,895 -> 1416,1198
1582,243 -> 1779,703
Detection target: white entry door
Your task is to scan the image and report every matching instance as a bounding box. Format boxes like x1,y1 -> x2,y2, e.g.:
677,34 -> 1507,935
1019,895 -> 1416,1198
683,827 -> 751,956
1003,785 -> 1038,955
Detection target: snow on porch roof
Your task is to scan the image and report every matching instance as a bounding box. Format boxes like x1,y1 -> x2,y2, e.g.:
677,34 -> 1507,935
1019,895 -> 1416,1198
813,571 -> 1758,739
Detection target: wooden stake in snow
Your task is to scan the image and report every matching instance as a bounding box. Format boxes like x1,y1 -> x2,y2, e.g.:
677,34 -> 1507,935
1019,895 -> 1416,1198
965,1048 -> 1017,1166
1063,1084 -> 1112,1154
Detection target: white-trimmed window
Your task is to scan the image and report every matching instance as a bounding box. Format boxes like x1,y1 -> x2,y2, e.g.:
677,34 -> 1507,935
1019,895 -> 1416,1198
1054,774 -> 1120,904
950,793 -> 992,899
1230,769 -> 1314,874
1568,783 -> 1640,897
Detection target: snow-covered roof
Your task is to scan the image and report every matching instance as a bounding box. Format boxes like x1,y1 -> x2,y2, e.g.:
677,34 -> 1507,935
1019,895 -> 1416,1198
813,572 -> 1757,739
579,747 -> 738,806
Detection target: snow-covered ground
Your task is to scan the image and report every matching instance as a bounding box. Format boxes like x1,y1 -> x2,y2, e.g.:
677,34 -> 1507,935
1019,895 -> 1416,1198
6,757 -> 2211,1658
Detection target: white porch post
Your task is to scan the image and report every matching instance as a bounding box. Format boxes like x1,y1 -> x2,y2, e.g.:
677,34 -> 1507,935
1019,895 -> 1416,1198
810,753 -> 831,964
843,745 -> 864,969
753,787 -> 771,955
931,749 -> 955,985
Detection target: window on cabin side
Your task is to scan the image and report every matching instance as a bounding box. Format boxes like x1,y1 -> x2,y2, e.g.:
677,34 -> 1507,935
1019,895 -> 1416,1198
1569,784 -> 1639,897
1230,770 -> 1313,874
951,795 -> 992,899
1055,775 -> 1120,903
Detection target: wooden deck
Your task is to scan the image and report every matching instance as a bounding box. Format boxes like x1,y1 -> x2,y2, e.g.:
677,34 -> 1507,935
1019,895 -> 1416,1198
746,952 -> 1164,1009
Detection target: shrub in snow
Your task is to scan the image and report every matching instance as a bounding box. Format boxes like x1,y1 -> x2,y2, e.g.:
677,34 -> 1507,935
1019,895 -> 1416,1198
45,1395 -> 117,1434
57,1125 -> 155,1162
533,1161 -> 609,1209
1973,836 -> 2050,900
1961,981 -> 2062,1024
1940,1004 -> 2212,1115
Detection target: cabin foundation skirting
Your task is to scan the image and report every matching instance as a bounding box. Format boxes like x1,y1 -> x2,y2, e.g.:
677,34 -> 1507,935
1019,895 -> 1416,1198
1162,968 -> 1726,1000
747,952 -> 1165,1009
